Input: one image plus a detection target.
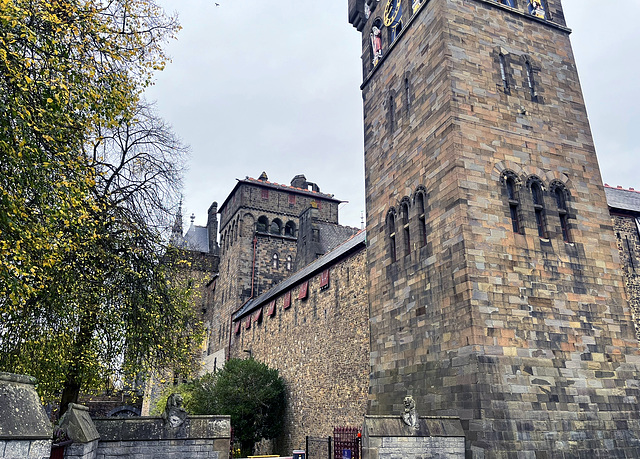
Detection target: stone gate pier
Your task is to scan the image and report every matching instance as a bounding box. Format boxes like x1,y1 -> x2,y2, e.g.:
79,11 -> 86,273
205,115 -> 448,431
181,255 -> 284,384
0,372 -> 52,459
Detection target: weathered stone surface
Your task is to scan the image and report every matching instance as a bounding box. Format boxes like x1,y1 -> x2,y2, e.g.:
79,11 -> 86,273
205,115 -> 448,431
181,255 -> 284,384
93,416 -> 230,459
232,245 -> 369,453
364,416 -> 464,438
58,403 -> 99,444
362,415 -> 465,459
93,416 -> 230,441
0,373 -> 51,440
64,439 -> 98,459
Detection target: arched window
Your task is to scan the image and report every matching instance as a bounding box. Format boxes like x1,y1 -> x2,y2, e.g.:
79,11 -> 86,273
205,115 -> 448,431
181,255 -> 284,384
270,218 -> 282,235
286,255 -> 292,271
285,221 -> 296,237
499,53 -> 509,93
553,184 -> 571,243
401,200 -> 411,256
416,191 -> 427,247
504,172 -> 521,234
272,253 -> 279,269
525,59 -> 537,102
257,216 -> 268,233
530,179 -> 548,238
387,210 -> 397,263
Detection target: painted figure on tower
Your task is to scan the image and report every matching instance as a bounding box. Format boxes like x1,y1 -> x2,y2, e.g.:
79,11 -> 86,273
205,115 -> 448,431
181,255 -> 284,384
371,22 -> 383,66
528,0 -> 545,18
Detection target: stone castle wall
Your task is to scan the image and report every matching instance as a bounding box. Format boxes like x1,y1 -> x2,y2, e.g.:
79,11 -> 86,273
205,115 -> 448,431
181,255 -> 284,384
612,212 -> 640,339
231,246 -> 369,454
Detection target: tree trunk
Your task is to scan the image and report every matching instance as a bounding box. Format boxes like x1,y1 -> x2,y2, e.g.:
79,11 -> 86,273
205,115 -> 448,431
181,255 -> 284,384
59,312 -> 96,417
59,370 -> 81,417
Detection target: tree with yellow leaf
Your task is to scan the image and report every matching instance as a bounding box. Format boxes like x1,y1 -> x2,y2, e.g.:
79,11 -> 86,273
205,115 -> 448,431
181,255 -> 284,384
0,0 -> 203,415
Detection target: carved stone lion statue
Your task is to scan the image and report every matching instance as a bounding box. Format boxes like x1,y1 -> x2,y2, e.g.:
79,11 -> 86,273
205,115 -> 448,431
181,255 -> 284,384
401,395 -> 418,427
163,393 -> 188,428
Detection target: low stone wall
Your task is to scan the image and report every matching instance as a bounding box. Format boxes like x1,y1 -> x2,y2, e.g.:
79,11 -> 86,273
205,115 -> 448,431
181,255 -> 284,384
93,416 -> 231,459
362,415 -> 465,459
64,440 -> 98,459
0,373 -> 52,459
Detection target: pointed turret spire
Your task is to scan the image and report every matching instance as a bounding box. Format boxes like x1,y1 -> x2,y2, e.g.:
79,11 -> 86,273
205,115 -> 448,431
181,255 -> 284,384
170,199 -> 184,246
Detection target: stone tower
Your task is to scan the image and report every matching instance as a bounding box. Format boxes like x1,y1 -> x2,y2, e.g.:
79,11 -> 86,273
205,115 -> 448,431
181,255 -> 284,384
208,173 -> 342,361
349,0 -> 640,456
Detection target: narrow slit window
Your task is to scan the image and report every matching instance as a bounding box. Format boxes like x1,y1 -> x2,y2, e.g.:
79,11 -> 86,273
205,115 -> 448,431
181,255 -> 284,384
525,60 -> 537,101
531,182 -> 547,239
499,53 -> 509,92
505,175 -> 521,234
555,187 -> 571,243
388,212 -> 397,262
416,192 -> 427,247
389,94 -> 396,131
405,77 -> 411,113
402,202 -> 411,256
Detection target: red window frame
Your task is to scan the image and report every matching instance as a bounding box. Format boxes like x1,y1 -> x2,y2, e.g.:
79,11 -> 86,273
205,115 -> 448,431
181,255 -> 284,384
283,291 -> 292,309
244,317 -> 251,330
298,281 -> 309,300
267,300 -> 276,317
253,308 -> 262,323
261,189 -> 269,199
289,194 -> 296,205
234,322 -> 241,335
320,269 -> 330,289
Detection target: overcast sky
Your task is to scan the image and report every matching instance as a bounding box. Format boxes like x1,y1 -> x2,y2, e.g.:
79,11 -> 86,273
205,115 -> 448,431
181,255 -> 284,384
146,0 -> 640,231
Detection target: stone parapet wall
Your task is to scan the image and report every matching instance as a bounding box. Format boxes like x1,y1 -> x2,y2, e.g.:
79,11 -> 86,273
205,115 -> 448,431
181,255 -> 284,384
362,416 -> 465,459
93,416 -> 230,459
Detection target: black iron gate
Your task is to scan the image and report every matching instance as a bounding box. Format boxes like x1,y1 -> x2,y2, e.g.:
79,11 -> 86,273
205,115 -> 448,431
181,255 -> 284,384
306,435 -> 332,459
333,427 -> 361,459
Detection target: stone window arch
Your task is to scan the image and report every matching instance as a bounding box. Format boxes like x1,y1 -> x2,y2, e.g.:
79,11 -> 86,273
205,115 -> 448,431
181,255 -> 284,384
551,182 -> 572,243
401,198 -> 411,256
524,57 -> 538,102
387,208 -> 397,263
257,216 -> 268,233
272,253 -> 279,269
528,176 -> 548,239
499,52 -> 510,93
270,218 -> 282,235
502,171 -> 522,234
415,187 -> 428,247
285,221 -> 296,237
286,255 -> 293,271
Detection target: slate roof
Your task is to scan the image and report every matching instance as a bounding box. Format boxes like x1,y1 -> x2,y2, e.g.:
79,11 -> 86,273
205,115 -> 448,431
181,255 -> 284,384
219,177 -> 342,213
316,222 -> 361,254
181,224 -> 209,252
232,230 -> 366,321
605,185 -> 640,213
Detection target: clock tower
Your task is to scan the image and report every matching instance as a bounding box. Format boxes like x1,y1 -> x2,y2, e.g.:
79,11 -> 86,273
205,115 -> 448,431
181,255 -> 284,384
349,0 -> 640,456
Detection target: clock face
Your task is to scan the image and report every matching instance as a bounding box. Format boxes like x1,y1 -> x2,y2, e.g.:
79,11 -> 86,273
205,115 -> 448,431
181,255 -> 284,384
384,0 -> 401,27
